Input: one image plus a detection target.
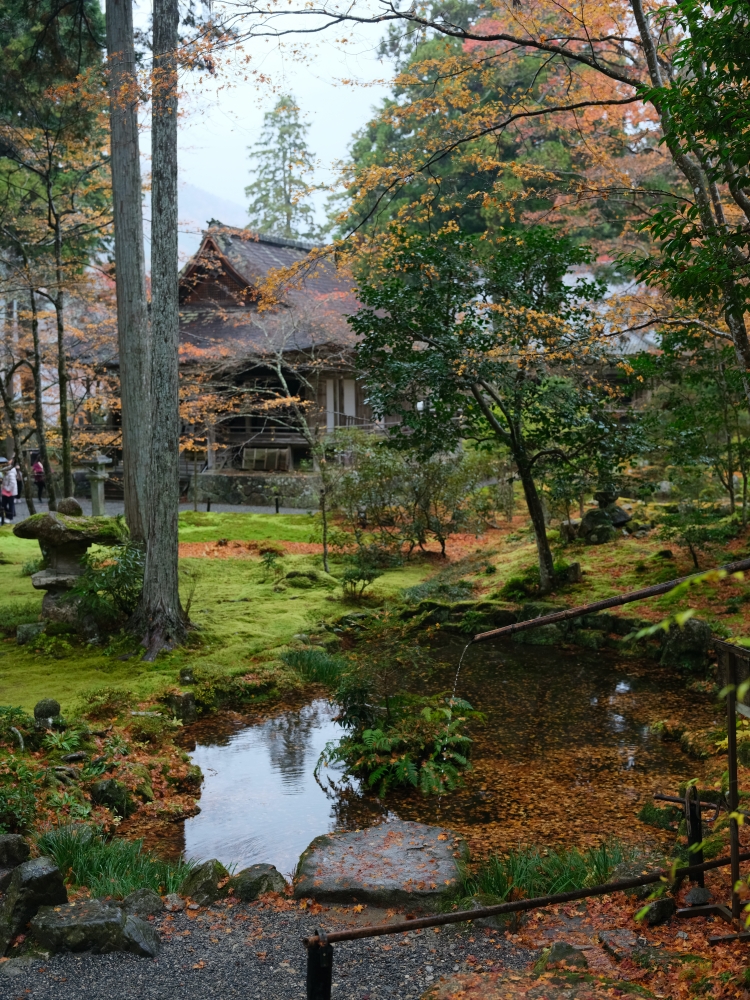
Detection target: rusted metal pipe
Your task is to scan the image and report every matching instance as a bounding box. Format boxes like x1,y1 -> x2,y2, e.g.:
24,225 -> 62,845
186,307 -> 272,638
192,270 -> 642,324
471,557 -> 750,644
302,851 -> 750,947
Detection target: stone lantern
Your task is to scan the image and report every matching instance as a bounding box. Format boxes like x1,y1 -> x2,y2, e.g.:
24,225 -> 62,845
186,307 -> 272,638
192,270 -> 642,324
86,453 -> 112,516
13,498 -> 125,621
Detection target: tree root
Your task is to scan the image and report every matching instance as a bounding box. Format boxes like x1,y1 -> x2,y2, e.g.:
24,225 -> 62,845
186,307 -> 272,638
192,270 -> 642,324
129,604 -> 189,661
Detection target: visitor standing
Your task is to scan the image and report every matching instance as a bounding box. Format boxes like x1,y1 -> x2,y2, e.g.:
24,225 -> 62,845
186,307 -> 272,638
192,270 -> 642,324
32,457 -> 45,503
1,460 -> 19,522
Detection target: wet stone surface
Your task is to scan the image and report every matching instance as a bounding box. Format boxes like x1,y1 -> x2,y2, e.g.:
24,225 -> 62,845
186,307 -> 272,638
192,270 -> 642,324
294,821 -> 466,909
1,897 -> 533,1000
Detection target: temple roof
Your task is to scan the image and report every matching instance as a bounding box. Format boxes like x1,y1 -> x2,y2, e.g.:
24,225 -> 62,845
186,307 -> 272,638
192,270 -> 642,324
179,225 -> 358,359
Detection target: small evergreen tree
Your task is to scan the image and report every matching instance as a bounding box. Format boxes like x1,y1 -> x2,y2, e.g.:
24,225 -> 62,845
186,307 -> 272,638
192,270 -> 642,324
245,95 -> 320,240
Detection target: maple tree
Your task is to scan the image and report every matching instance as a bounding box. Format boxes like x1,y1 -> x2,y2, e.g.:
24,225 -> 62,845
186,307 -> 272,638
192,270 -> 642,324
350,224 -> 631,593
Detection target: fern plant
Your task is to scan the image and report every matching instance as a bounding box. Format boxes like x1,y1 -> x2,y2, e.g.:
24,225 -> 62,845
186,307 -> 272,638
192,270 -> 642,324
319,699 -> 476,796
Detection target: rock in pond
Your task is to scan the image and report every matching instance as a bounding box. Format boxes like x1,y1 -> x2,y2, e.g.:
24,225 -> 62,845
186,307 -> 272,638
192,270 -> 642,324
230,864 -> 287,901
30,898 -> 160,957
181,859 -> 231,906
294,820 -> 466,910
0,857 -> 67,954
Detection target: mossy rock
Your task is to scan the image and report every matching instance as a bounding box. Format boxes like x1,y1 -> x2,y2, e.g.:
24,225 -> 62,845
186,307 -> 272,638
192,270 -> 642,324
660,619 -> 712,672
13,513 -> 127,547
574,629 -> 605,650
90,778 -> 134,817
181,859 -> 230,906
513,623 -> 565,645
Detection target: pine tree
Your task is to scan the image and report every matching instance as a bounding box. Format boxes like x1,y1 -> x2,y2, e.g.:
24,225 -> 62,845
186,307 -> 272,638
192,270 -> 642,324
245,95 -> 320,241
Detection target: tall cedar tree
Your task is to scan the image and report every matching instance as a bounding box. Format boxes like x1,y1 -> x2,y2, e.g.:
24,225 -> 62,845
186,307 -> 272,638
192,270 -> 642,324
245,95 -> 320,241
106,0 -> 151,543
138,0 -> 187,657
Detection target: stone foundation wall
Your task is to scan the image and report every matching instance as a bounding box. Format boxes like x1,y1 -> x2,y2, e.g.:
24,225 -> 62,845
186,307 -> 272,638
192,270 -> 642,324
187,471 -> 321,509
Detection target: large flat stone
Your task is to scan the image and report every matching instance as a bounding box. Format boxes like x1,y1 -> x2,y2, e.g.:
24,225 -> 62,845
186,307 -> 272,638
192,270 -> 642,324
294,820 -> 466,910
30,898 -> 160,957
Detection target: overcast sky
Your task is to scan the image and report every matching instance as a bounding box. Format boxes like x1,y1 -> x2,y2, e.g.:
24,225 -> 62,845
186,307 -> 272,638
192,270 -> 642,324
132,2 -> 393,258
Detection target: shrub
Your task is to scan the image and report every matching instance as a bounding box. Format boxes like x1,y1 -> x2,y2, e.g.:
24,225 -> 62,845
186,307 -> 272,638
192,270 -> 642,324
0,756 -> 42,832
79,687 -> 134,721
656,504 -> 740,570
128,715 -> 176,745
497,559 -> 573,600
0,598 -> 42,637
71,542 -> 144,625
37,825 -> 194,898
280,648 -> 345,685
458,609 -> 490,634
341,559 -> 382,599
21,557 -> 45,577
0,705 -> 36,751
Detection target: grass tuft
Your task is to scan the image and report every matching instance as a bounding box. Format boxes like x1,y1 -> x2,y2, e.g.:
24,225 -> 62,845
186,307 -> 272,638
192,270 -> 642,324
455,840 -> 636,905
280,647 -> 345,685
37,824 -> 194,898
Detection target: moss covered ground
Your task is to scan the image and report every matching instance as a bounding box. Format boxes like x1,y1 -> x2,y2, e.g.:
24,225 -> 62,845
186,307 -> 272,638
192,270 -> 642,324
0,512 -> 432,713
2,499 -> 750,713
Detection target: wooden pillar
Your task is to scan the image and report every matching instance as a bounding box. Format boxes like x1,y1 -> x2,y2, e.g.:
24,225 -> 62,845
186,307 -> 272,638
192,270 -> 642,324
685,785 -> 704,887
726,649 -> 741,921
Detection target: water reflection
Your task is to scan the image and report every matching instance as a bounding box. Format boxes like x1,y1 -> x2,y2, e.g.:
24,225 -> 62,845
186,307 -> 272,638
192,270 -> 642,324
183,700 -> 349,876
180,638 -> 717,865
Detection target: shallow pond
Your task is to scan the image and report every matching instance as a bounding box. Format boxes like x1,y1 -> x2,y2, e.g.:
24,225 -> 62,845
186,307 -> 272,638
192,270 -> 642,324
177,638 -> 719,870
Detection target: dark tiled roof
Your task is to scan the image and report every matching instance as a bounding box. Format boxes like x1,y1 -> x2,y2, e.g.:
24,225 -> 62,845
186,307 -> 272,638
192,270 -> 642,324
179,225 -> 358,359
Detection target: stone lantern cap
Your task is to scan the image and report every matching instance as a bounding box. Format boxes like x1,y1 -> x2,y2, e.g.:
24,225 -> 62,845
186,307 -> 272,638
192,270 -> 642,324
13,510 -> 126,547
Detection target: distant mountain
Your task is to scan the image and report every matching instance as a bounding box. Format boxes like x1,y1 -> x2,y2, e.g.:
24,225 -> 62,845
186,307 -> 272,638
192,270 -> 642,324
142,181 -> 248,264
177,183 -> 247,260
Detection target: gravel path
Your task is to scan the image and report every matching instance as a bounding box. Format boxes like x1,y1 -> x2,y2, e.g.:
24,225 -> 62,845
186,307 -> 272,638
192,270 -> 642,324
1,900 -> 534,1000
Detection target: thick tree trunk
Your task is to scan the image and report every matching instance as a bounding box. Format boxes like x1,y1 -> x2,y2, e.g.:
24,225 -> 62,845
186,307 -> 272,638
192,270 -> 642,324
106,0 -> 151,542
55,278 -> 75,497
27,288 -> 57,511
139,0 -> 186,658
516,458 -> 556,594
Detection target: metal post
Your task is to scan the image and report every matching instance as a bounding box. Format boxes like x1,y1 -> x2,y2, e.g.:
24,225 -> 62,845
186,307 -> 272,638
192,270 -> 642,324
306,930 -> 333,1000
726,650 -> 742,921
685,785 -> 704,887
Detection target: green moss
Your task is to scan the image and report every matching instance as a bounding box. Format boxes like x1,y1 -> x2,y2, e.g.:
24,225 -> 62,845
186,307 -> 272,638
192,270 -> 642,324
178,511 -> 315,544
0,519 -> 434,713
